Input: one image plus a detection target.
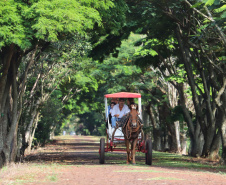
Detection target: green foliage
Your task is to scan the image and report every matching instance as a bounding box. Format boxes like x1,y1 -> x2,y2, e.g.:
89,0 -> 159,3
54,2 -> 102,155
88,0 -> 129,61
27,0 -> 102,41
0,0 -> 30,49
56,33 -> 147,136
167,106 -> 185,123
92,33 -> 144,95
134,48 -> 158,57
60,114 -> 77,134
165,64 -> 187,84
204,0 -> 216,6
0,0 -> 113,49
76,112 -> 103,135
142,126 -> 153,135
35,97 -> 63,145
214,4 -> 226,13
98,123 -> 106,136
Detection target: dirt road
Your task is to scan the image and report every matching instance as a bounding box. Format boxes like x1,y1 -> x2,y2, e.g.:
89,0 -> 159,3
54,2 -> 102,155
1,135 -> 226,185
26,135 -> 226,185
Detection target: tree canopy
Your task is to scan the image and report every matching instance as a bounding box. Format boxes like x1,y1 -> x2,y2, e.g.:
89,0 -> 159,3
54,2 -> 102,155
0,0 -> 226,167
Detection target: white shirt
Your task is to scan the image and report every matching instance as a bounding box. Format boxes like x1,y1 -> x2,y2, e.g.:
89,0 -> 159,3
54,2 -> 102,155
111,104 -> 130,118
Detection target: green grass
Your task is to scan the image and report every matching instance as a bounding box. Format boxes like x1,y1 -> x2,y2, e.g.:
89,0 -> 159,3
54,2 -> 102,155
138,177 -> 184,181
104,149 -> 226,173
0,163 -> 64,184
115,170 -> 179,173
47,174 -> 58,182
152,151 -> 226,170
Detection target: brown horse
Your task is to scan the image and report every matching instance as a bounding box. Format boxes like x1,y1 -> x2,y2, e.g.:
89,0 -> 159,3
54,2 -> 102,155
122,103 -> 143,164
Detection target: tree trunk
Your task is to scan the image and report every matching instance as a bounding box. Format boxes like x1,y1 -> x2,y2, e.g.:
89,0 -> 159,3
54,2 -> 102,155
202,126 -> 216,157
159,102 -> 177,152
175,27 -> 206,135
0,45 -> 15,167
209,131 -> 221,160
220,111 -> 226,164
175,27 -> 219,157
147,104 -> 164,151
25,113 -> 40,154
180,132 -> 187,155
189,123 -> 204,157
142,107 -> 150,141
0,44 -> 15,106
49,126 -> 56,140
174,121 -> 181,153
153,128 -> 162,151
22,102 -> 40,155
0,92 -> 10,167
10,129 -> 18,163
197,50 -> 216,157
1,54 -> 20,166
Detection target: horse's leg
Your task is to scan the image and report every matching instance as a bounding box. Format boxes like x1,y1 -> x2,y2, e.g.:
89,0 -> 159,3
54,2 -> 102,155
132,138 -> 138,164
130,139 -> 134,164
130,140 -> 133,163
125,139 -> 131,164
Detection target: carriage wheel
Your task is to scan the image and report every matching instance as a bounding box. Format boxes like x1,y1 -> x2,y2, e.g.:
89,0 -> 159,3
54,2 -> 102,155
145,138 -> 152,165
99,138 -> 105,164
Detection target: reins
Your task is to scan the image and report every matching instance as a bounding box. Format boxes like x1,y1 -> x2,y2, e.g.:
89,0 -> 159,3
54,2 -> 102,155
123,112 -> 142,140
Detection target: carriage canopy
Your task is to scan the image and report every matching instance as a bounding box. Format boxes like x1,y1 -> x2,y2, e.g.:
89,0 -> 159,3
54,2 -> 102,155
104,92 -> 141,98
104,92 -> 142,119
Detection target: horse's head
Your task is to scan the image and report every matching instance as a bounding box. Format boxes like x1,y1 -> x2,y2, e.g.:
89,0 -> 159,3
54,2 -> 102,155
129,103 -> 139,128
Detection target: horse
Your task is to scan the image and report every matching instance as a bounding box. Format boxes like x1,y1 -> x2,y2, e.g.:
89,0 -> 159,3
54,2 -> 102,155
120,103 -> 143,164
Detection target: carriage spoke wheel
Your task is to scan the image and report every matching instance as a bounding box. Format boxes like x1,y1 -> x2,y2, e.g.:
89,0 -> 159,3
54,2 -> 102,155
145,138 -> 152,165
99,138 -> 105,164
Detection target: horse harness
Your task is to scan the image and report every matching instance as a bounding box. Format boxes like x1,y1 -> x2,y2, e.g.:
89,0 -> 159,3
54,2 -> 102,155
121,113 -> 142,140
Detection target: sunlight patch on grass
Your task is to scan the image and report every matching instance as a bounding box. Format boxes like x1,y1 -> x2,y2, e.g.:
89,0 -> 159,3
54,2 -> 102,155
138,177 -> 184,181
10,173 -> 38,184
152,151 -> 226,170
218,171 -> 226,176
47,174 -> 58,182
0,163 -> 64,184
107,160 -> 126,164
115,170 -> 178,173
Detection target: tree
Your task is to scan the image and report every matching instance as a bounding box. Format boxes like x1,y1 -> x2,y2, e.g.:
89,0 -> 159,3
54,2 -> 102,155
92,0 -> 225,161
124,0 -> 225,161
0,0 -> 114,167
34,95 -> 63,147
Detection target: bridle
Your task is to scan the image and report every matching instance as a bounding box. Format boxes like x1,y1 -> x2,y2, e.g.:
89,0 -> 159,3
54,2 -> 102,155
125,110 -> 141,140
129,113 -> 139,128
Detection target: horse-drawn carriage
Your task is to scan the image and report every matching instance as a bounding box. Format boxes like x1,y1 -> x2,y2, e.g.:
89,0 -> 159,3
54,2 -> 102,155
99,92 -> 152,165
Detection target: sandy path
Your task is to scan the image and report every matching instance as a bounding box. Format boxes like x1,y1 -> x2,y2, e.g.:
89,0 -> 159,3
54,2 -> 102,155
21,135 -> 226,185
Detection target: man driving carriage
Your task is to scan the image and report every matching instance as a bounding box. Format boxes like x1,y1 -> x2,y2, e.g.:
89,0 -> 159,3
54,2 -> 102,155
111,98 -> 130,128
